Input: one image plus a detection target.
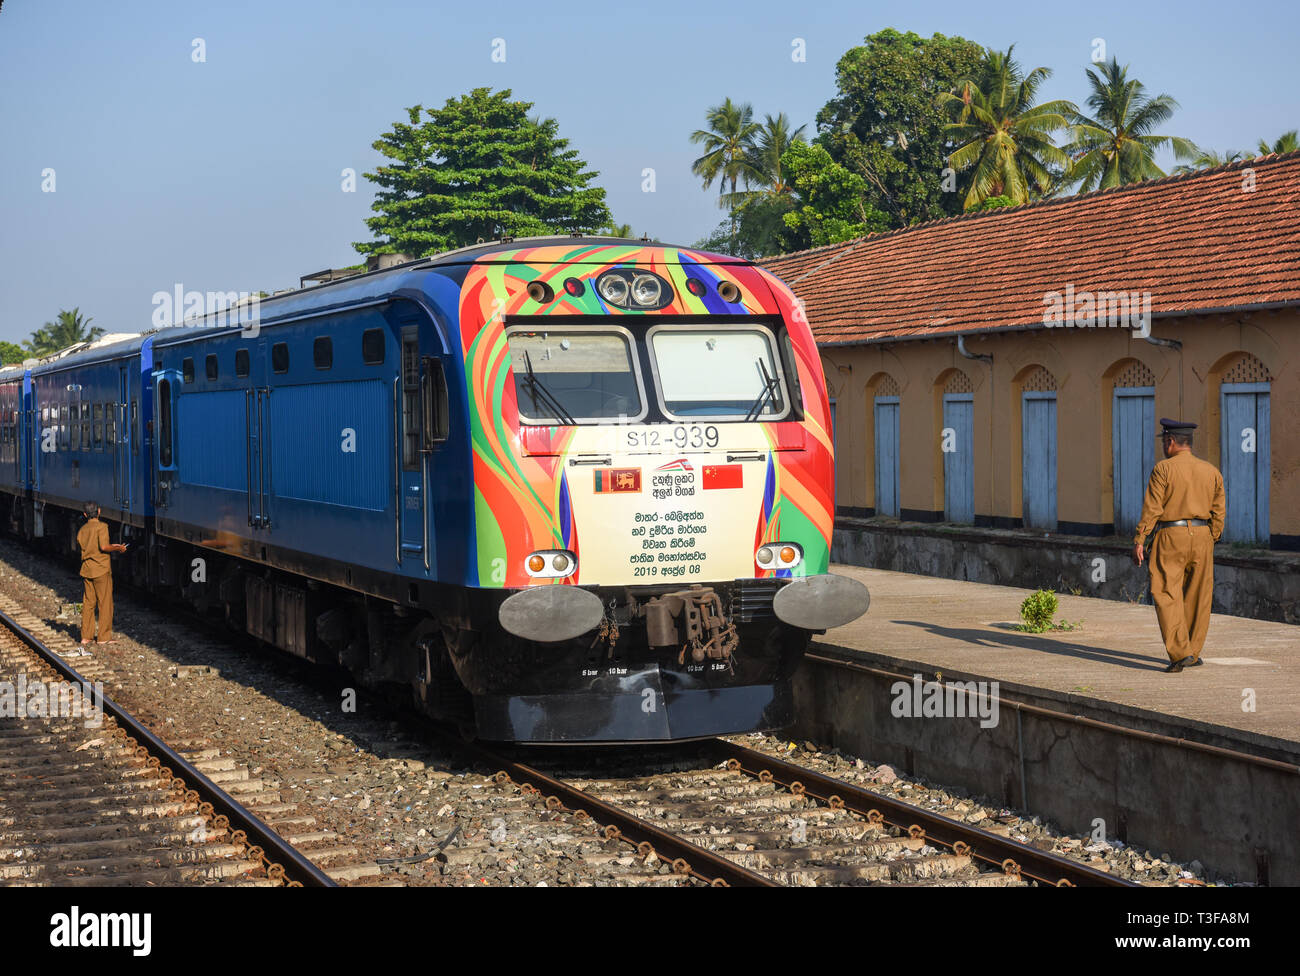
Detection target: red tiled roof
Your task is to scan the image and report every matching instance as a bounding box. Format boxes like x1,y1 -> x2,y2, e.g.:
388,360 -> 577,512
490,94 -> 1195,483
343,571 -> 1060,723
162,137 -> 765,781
758,151 -> 1300,345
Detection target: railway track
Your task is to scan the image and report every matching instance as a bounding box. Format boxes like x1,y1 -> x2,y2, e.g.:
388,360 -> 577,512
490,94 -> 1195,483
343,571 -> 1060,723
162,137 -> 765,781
0,608 -> 335,887
459,735 -> 1137,888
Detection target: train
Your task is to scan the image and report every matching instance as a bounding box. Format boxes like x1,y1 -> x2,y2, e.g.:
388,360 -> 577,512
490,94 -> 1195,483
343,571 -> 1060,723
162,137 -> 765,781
0,237 -> 869,742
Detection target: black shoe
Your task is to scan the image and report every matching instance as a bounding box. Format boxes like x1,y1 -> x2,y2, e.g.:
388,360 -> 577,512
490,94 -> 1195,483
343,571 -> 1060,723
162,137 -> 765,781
1164,658 -> 1187,673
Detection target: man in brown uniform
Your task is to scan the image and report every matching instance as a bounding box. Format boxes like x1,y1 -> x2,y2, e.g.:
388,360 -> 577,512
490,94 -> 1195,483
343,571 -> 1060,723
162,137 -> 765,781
77,501 -> 127,645
1133,419 -> 1226,672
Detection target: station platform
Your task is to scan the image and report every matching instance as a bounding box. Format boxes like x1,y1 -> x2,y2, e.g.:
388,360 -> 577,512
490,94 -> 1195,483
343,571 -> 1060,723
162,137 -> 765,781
812,565 -> 1300,763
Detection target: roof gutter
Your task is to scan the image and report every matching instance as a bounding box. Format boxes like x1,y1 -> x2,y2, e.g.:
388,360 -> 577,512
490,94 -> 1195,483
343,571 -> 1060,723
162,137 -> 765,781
814,298 -> 1300,348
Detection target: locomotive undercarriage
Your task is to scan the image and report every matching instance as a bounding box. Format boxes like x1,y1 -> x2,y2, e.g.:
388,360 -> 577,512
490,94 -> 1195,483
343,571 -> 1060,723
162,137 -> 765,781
3,495 -> 804,742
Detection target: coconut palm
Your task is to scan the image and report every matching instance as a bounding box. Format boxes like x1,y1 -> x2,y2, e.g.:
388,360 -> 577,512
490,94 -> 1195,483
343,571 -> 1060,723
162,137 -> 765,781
1257,130 -> 1299,155
939,47 -> 1077,209
690,98 -> 762,204
1172,146 -> 1245,174
604,222 -> 634,238
1064,58 -> 1197,192
25,308 -> 103,356
734,113 -> 808,203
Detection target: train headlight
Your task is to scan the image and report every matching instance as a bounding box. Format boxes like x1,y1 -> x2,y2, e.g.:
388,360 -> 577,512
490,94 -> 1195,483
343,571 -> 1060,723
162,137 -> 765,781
597,274 -> 629,306
526,549 -> 577,578
631,274 -> 661,306
595,269 -> 673,310
756,543 -> 802,570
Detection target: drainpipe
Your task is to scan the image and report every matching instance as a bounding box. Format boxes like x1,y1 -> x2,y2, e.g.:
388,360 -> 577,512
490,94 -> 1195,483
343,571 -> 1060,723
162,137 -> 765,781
1144,334 -> 1184,418
956,334 -> 994,527
957,333 -> 993,365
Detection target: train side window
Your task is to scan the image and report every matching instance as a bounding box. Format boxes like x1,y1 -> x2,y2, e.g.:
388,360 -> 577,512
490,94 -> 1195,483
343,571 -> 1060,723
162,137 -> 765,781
235,349 -> 250,378
206,354 -> 218,381
272,342 -> 289,374
59,403 -> 69,451
105,403 -> 116,447
158,378 -> 173,467
362,328 -> 385,365
81,403 -> 90,449
183,358 -> 195,383
71,402 -> 81,451
131,400 -> 138,453
92,403 -> 103,449
313,336 -> 333,370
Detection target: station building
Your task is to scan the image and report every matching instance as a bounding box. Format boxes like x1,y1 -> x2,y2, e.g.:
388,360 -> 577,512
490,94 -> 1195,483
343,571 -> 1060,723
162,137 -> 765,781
761,151 -> 1300,551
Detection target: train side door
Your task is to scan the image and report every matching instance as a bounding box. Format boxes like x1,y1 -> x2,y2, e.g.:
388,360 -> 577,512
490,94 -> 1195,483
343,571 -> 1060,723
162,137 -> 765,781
153,368 -> 181,508
112,365 -> 128,510
243,342 -> 270,530
397,324 -> 424,563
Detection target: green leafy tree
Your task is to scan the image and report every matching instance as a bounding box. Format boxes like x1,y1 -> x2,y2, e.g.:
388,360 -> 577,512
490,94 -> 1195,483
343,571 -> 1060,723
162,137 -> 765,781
1064,58 -> 1196,192
816,29 -> 986,227
781,142 -> 888,248
1257,130 -> 1299,155
355,88 -> 611,256
26,308 -> 103,357
939,46 -> 1076,209
604,222 -> 634,238
0,340 -> 26,365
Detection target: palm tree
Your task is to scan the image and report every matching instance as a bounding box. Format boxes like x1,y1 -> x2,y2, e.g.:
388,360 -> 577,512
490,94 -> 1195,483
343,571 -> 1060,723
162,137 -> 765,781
1257,130 -> 1299,155
730,113 -> 807,206
604,222 -> 634,238
1064,58 -> 1197,192
690,98 -> 762,201
1172,146 -> 1245,174
25,308 -> 103,356
938,47 -> 1076,209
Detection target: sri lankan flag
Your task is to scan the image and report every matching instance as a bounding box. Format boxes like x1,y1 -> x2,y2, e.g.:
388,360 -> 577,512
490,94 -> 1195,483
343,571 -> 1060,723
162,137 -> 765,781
594,468 -> 641,493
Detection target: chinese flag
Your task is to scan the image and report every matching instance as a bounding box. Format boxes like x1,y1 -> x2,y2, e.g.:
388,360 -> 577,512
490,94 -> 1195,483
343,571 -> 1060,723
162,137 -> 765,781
702,464 -> 743,489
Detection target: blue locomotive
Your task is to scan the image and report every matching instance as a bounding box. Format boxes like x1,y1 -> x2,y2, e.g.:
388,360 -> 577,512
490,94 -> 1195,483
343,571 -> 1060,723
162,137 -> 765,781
1,238 -> 867,742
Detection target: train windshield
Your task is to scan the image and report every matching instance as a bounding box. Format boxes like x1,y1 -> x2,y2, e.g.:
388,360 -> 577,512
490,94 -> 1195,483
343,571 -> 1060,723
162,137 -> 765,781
649,327 -> 788,420
506,329 -> 645,423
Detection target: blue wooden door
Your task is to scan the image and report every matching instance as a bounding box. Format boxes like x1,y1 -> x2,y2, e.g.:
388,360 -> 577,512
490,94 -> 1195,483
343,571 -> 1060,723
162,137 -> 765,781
1021,392 -> 1057,530
1112,386 -> 1155,535
874,396 -> 899,518
1220,382 -> 1270,543
942,393 -> 974,523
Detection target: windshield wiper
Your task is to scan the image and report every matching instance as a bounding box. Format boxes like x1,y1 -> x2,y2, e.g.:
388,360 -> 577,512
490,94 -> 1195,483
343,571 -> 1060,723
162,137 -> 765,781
520,350 -> 577,426
744,358 -> 781,422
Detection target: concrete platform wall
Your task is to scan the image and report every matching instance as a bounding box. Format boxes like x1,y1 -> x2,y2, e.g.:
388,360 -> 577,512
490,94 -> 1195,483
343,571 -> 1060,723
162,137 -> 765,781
792,650 -> 1300,886
833,519 -> 1300,624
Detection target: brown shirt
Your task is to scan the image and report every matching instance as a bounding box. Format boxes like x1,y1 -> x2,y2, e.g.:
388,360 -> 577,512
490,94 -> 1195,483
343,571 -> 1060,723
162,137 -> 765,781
1134,451 -> 1226,544
77,518 -> 112,579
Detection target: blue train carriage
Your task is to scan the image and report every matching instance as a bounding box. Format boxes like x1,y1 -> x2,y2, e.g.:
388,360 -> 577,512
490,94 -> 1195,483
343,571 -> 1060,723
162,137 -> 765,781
0,364 -> 32,527
23,336 -> 154,565
147,267 -> 472,697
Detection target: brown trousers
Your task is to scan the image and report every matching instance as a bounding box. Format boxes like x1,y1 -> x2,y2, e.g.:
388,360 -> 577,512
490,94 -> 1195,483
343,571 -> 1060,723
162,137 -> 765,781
1148,524 -> 1214,662
82,573 -> 113,643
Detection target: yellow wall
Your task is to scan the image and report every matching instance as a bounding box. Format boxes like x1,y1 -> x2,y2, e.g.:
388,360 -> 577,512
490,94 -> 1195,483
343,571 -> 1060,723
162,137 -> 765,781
820,309 -> 1297,543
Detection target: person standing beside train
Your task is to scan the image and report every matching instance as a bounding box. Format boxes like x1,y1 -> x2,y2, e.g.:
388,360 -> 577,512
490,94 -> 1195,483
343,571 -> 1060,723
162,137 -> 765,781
77,501 -> 128,645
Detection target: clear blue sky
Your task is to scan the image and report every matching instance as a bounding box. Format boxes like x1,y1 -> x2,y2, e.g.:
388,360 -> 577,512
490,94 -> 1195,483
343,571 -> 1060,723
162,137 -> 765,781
2,0 -> 1296,345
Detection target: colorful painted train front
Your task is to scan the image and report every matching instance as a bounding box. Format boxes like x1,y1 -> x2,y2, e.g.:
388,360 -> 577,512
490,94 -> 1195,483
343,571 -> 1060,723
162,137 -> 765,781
1,238 -> 869,742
